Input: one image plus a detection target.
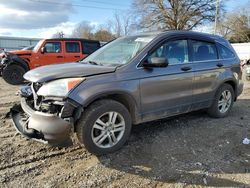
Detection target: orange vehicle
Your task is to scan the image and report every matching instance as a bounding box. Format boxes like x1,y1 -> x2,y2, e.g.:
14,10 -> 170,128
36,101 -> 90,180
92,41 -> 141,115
0,38 -> 100,85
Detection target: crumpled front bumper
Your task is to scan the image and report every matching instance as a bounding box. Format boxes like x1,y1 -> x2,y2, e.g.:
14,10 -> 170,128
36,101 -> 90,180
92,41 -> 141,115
10,98 -> 72,145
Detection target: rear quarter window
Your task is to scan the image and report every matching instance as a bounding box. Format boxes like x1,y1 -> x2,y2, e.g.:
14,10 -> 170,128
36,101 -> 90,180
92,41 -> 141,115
82,42 -> 100,54
217,43 -> 235,59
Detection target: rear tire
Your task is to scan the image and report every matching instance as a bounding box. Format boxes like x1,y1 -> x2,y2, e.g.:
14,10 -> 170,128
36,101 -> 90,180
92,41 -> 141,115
76,99 -> 132,155
207,84 -> 234,118
2,64 -> 26,85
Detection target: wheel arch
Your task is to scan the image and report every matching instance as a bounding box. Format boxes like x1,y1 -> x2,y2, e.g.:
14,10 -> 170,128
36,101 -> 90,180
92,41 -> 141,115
224,80 -> 236,93
82,92 -> 141,124
216,79 -> 237,101
10,56 -> 30,71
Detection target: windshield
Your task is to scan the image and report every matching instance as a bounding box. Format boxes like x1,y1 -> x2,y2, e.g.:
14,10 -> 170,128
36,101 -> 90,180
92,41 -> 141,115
33,40 -> 44,52
81,35 -> 155,66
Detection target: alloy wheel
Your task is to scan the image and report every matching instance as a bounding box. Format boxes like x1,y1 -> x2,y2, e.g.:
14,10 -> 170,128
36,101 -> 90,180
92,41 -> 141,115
218,90 -> 232,113
91,111 -> 125,149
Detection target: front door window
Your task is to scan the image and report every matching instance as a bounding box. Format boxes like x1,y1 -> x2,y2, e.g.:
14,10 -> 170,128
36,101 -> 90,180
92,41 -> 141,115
148,40 -> 189,65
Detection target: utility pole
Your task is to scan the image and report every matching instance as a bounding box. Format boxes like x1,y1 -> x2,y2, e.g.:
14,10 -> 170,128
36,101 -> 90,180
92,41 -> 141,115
214,0 -> 220,34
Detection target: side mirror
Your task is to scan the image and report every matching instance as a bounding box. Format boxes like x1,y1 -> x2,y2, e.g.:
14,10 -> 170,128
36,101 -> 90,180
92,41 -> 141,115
142,57 -> 168,68
41,47 -> 45,54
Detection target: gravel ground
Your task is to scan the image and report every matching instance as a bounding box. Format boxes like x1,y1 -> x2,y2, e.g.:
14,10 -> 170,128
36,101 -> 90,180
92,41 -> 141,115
1,73 -> 250,187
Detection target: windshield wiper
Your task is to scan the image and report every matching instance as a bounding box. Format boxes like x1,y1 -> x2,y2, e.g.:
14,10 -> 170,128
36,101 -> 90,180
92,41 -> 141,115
87,61 -> 103,66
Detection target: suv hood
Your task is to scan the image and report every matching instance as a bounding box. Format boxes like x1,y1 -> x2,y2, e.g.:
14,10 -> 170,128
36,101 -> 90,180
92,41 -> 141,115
24,62 -> 116,82
10,50 -> 32,55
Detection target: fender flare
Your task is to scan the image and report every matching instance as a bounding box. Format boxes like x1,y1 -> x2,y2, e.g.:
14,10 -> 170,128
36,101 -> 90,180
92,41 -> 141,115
80,91 -> 141,124
10,56 -> 30,71
214,79 -> 237,100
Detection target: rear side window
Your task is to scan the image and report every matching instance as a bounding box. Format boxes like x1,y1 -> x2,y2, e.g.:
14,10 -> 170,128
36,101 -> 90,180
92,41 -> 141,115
66,42 -> 80,53
82,42 -> 100,54
44,42 -> 61,53
191,40 -> 218,61
217,43 -> 235,59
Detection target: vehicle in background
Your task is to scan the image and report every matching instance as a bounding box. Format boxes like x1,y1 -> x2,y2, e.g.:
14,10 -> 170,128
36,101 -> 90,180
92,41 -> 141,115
11,31 -> 243,155
0,47 -> 34,63
232,43 -> 250,80
0,38 -> 100,85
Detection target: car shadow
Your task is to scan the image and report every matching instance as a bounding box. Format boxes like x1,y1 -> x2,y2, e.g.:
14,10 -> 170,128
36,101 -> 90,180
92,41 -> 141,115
96,100 -> 250,187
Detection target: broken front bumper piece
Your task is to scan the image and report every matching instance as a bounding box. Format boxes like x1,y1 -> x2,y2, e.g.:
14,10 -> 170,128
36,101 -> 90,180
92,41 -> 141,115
11,98 -> 72,145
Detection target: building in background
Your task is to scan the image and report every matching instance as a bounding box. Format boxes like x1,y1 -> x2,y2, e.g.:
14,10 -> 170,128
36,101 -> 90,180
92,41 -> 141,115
0,36 -> 40,51
231,43 -> 250,61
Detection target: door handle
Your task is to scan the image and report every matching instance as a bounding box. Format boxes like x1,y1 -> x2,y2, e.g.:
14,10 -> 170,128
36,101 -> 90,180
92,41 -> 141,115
181,66 -> 192,71
217,63 -> 224,67
57,56 -> 63,58
74,56 -> 80,58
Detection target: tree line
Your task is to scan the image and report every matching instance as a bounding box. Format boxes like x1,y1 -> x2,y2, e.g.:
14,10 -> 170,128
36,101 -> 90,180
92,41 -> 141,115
53,0 -> 250,43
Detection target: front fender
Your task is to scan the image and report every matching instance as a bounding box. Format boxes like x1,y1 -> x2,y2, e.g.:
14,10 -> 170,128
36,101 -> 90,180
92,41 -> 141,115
68,76 -> 141,123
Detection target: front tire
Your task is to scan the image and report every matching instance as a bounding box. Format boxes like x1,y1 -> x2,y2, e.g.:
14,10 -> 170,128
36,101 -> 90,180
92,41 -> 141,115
2,64 -> 26,85
76,99 -> 132,155
207,84 -> 234,118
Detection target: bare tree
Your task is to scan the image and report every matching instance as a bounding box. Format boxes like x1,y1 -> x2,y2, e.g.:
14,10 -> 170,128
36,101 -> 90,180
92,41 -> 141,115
94,29 -> 115,42
106,12 -> 135,37
71,21 -> 95,39
52,31 -> 65,38
227,14 -> 250,42
218,5 -> 250,42
132,0 -> 217,30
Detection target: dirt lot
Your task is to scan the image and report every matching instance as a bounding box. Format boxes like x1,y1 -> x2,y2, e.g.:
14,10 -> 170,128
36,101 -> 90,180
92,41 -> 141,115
0,76 -> 250,188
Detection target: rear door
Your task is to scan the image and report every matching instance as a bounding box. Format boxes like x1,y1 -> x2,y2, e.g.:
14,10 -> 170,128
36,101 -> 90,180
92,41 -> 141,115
190,39 -> 223,109
64,41 -> 82,62
139,38 -> 194,121
38,41 -> 64,66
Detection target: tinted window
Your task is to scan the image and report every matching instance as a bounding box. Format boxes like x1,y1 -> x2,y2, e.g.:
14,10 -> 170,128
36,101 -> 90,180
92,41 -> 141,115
217,44 -> 235,59
149,40 -> 189,65
191,40 -> 217,61
66,42 -> 80,53
44,42 -> 61,53
82,42 -> 100,54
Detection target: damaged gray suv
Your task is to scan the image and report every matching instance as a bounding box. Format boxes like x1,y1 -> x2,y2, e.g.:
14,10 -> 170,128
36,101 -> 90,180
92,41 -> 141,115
11,31 -> 243,155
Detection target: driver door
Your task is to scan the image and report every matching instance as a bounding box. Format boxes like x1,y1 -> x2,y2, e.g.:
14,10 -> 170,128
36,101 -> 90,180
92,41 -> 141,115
35,41 -> 64,67
139,39 -> 194,121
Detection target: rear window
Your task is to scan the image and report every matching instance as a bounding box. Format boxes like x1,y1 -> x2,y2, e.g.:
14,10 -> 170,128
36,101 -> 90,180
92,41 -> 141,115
82,42 -> 100,54
191,40 -> 218,61
66,42 -> 80,53
217,43 -> 235,59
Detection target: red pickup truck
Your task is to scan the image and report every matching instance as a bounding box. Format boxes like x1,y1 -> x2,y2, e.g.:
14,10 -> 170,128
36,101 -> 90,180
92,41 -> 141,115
0,38 -> 100,85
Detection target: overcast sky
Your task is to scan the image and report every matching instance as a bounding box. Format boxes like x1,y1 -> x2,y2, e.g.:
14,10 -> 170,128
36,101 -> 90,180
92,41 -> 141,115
0,0 -> 249,38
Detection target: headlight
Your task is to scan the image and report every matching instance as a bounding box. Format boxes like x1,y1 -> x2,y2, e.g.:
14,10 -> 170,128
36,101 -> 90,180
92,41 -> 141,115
37,78 -> 85,97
